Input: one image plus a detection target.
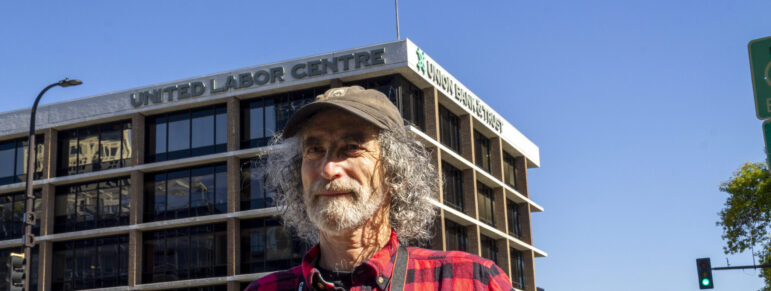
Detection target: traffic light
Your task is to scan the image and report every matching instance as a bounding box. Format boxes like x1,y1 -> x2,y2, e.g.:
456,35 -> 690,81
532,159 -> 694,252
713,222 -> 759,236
8,252 -> 24,291
696,258 -> 714,289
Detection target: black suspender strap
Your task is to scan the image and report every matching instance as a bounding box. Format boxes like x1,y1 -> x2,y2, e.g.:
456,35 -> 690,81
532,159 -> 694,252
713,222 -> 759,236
388,244 -> 409,291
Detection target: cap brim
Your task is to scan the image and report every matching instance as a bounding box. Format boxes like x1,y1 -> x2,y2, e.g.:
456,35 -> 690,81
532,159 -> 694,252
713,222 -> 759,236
281,101 -> 387,139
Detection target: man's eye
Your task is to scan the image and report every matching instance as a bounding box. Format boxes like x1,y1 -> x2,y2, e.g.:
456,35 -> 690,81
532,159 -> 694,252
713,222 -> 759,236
345,144 -> 362,151
306,146 -> 323,154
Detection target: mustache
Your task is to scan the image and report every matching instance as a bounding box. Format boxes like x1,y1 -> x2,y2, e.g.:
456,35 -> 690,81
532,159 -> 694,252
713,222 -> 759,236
309,178 -> 364,198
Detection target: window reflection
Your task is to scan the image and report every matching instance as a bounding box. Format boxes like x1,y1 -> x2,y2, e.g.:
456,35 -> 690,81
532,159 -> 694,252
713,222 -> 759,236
442,162 -> 464,211
52,235 -> 128,290
0,136 -> 43,185
477,183 -> 494,227
240,158 -> 276,210
241,87 -> 326,148
54,178 -> 130,233
439,105 -> 461,154
145,164 -> 227,222
143,224 -> 227,283
240,218 -> 308,274
0,190 -> 41,240
57,121 -> 132,176
147,105 -> 226,162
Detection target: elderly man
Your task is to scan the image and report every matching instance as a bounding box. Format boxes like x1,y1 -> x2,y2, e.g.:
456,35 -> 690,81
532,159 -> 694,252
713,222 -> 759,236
245,86 -> 513,291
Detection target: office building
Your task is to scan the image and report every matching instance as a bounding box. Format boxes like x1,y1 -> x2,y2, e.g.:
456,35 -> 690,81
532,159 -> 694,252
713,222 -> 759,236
0,39 -> 545,291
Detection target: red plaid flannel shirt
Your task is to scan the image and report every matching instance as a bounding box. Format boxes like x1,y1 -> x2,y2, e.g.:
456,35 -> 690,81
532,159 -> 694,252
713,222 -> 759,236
244,231 -> 515,291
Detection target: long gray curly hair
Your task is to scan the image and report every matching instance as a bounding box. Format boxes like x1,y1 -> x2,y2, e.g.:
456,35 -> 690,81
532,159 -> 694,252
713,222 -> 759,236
264,129 -> 437,246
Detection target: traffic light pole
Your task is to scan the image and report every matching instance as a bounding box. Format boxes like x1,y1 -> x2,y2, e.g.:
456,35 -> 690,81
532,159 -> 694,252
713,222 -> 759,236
712,264 -> 771,270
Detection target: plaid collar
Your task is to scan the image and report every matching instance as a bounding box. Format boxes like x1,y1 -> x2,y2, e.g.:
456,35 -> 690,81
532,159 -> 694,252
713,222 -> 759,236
301,230 -> 400,290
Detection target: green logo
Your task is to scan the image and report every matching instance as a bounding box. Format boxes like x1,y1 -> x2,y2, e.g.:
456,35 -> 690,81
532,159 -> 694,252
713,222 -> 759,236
416,48 -> 426,74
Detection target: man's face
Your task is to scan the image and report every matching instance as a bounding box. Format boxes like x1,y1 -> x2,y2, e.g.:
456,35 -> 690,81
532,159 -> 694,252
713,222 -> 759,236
299,109 -> 387,233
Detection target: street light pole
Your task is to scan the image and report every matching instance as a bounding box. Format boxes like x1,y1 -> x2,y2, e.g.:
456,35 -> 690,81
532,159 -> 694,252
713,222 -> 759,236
23,78 -> 82,290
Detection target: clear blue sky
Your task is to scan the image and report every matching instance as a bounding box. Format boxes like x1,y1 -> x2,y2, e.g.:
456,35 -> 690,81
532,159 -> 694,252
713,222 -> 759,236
1,1 -> 768,290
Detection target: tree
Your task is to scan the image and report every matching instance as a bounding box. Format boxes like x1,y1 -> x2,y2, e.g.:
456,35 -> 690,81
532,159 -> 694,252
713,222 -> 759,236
718,162 -> 771,290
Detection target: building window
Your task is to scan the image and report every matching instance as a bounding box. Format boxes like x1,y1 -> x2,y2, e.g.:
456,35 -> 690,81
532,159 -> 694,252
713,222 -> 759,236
345,74 -> 425,131
504,153 -> 517,189
143,223 -> 227,283
146,105 -> 226,162
241,218 -> 308,274
0,247 -> 38,291
480,235 -> 498,265
0,136 -> 43,185
241,86 -> 327,149
474,131 -> 491,173
507,200 -> 522,238
439,105 -> 460,153
54,178 -> 130,233
0,190 -> 41,240
52,235 -> 128,290
442,162 -> 463,211
477,183 -> 495,227
445,220 -> 468,252
57,121 -> 132,177
144,164 -> 227,222
241,158 -> 276,210
510,249 -> 526,290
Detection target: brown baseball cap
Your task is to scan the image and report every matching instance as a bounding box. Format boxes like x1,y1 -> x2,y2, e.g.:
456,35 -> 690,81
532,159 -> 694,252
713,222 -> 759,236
282,85 -> 405,138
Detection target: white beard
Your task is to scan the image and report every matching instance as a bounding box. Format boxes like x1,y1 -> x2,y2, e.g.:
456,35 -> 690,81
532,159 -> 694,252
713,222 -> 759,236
304,178 -> 384,233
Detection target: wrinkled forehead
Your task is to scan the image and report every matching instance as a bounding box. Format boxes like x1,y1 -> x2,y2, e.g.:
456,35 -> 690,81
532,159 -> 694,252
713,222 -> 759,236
298,109 -> 380,143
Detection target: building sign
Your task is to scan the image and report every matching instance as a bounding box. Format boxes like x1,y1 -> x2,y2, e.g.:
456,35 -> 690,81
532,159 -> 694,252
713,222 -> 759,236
129,48 -> 386,107
415,47 -> 503,133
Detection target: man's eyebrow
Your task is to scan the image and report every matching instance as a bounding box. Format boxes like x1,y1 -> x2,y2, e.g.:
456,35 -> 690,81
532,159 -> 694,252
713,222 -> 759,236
302,136 -> 321,147
341,133 -> 368,143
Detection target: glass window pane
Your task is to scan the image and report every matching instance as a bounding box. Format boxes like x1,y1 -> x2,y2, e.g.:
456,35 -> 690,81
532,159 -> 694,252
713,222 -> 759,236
215,171 -> 227,213
78,189 -> 97,224
15,143 -> 25,177
191,115 -> 214,148
99,185 -> 119,221
78,127 -> 100,168
265,105 -> 276,137
215,112 -> 227,145
0,147 -> 14,178
68,138 -> 78,171
191,173 -> 214,214
120,181 -> 130,218
122,128 -> 132,162
167,175 -> 189,214
154,179 -> 166,218
100,128 -> 122,163
168,119 -> 190,152
155,122 -> 167,154
249,107 -> 264,139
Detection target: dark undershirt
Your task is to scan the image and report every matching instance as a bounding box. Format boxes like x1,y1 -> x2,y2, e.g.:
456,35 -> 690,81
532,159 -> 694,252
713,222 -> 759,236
317,267 -> 353,290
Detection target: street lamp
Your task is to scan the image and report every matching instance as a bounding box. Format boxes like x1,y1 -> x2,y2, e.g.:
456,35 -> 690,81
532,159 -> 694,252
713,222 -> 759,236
22,78 -> 82,290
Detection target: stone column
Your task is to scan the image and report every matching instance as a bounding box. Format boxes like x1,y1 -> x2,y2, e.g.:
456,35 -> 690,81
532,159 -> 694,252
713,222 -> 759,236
128,230 -> 142,286
422,87 -> 439,140
493,187 -> 507,233
227,97 -> 240,152
227,156 -> 241,213
42,128 -> 57,179
466,225 -> 481,256
514,157 -> 528,197
523,250 -> 536,291
495,239 -> 510,278
131,113 -> 145,166
459,114 -> 474,163
490,137 -> 504,181
227,218 -> 240,276
39,184 -> 55,236
129,172 -> 144,225
462,169 -> 477,219
37,241 -> 53,291
519,204 -> 534,245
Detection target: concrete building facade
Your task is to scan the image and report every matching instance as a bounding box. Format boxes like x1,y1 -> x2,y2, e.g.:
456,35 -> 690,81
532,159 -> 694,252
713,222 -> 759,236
0,39 -> 545,291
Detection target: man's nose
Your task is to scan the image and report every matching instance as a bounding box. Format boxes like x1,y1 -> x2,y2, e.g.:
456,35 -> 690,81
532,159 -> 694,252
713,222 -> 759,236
320,156 -> 345,180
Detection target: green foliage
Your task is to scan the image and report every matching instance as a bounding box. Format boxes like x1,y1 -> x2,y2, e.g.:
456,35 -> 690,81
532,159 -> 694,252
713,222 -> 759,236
718,162 -> 771,289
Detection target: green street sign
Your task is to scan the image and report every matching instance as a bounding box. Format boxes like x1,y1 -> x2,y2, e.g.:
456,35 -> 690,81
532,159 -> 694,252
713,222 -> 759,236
764,120 -> 771,167
749,36 -> 771,119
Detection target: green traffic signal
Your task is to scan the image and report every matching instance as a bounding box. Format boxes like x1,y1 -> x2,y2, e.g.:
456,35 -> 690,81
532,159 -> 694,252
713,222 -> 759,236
696,258 -> 714,289
701,278 -> 711,286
